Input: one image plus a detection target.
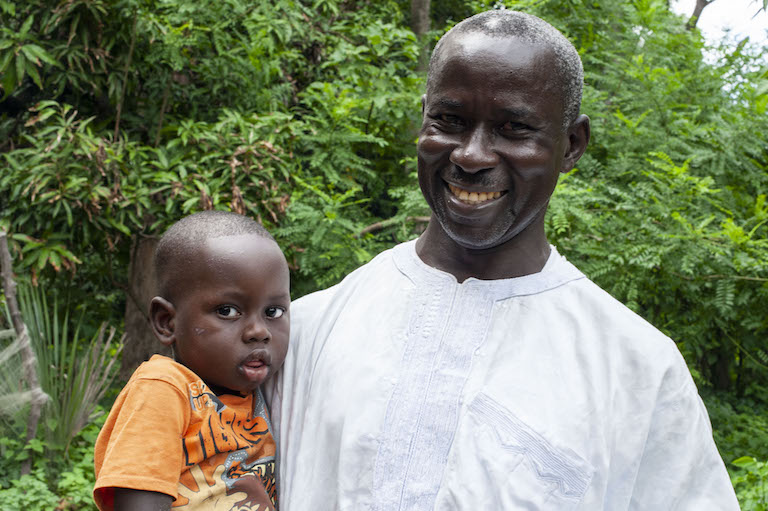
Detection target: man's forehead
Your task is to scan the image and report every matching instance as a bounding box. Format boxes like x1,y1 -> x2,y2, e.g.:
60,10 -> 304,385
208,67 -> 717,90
428,32 -> 560,100
437,31 -> 553,69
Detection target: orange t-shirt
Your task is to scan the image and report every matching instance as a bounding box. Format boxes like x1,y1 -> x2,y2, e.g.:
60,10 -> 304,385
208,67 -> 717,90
93,355 -> 277,510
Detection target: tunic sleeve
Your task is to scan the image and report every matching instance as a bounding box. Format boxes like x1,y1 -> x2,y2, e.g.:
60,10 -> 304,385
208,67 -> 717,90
93,377 -> 189,511
629,377 -> 739,510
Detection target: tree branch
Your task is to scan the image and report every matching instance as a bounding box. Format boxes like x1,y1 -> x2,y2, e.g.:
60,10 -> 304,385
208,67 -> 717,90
687,0 -> 715,30
672,271 -> 768,282
356,216 -> 430,238
154,75 -> 172,147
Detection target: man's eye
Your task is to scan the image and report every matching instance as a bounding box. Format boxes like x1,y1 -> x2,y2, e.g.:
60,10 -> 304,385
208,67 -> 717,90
266,307 -> 285,319
437,114 -> 463,126
501,121 -> 531,133
216,305 -> 240,318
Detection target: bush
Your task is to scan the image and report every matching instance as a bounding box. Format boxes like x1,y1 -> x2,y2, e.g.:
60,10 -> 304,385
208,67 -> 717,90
0,413 -> 103,511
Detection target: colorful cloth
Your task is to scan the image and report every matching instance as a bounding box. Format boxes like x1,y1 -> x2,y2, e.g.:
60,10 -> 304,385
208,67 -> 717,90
95,355 -> 277,511
271,239 -> 738,510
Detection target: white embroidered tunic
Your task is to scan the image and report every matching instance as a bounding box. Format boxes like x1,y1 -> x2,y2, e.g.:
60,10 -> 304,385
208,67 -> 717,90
272,240 -> 738,510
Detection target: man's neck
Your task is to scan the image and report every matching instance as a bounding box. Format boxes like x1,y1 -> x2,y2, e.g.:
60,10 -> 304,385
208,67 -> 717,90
415,221 -> 552,283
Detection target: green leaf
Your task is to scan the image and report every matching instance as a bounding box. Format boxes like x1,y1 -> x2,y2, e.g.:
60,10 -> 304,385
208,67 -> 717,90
732,456 -> 757,468
0,1 -> 15,16
15,53 -> 25,85
1,60 -> 16,97
48,250 -> 62,271
107,218 -> 131,236
0,47 -> 13,72
25,59 -> 43,89
22,43 -> 60,67
36,248 -> 51,270
19,14 -> 35,37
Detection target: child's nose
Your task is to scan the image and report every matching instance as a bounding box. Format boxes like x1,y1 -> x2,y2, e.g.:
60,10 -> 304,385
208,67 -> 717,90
243,317 -> 271,343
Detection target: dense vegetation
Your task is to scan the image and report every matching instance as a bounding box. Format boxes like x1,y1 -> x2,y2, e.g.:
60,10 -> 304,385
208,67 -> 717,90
1,0 -> 767,508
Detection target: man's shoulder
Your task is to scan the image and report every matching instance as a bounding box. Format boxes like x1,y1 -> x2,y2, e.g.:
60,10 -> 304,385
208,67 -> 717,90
541,250 -> 670,338
568,274 -> 668,337
543,266 -> 690,380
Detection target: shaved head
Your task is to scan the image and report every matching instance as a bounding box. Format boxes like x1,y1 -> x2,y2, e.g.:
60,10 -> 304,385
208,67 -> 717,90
154,211 -> 275,300
428,9 -> 583,130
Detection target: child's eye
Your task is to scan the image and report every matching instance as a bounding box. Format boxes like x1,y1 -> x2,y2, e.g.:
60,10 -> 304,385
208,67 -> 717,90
265,306 -> 285,319
216,305 -> 240,318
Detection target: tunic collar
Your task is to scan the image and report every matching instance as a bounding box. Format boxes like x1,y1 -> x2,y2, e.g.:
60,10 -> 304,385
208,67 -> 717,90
392,239 -> 585,301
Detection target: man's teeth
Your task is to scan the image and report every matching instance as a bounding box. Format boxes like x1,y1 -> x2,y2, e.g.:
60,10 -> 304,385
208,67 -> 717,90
448,184 -> 502,204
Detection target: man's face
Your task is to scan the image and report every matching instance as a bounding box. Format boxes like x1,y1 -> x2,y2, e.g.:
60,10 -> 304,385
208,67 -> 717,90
169,234 -> 290,395
418,33 -> 574,251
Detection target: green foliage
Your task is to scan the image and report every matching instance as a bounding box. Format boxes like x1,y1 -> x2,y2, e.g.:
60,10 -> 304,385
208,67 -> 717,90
16,284 -> 122,453
0,413 -> 102,511
705,391 -> 768,465
732,456 -> 768,511
277,176 -> 374,294
0,0 -> 423,303
0,470 -> 61,511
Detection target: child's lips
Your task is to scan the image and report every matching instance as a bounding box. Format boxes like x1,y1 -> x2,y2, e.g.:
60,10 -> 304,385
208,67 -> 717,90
241,351 -> 271,381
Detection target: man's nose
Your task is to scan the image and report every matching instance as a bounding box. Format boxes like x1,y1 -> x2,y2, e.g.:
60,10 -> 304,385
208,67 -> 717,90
449,127 -> 498,173
243,316 -> 270,343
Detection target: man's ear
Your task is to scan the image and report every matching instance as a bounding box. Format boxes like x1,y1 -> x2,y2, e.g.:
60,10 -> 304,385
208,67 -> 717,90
150,296 -> 176,347
561,114 -> 590,174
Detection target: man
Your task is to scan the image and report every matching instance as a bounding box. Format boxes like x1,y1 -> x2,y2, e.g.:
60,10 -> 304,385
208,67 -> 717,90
272,9 -> 738,510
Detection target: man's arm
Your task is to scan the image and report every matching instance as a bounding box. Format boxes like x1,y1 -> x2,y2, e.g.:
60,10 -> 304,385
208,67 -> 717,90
630,380 -> 738,509
114,488 -> 173,511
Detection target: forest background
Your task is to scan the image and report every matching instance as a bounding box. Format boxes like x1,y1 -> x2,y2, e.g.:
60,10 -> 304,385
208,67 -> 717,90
0,0 -> 767,508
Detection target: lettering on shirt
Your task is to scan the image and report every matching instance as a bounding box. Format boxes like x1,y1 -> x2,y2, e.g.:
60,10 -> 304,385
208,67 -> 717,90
175,380 -> 277,509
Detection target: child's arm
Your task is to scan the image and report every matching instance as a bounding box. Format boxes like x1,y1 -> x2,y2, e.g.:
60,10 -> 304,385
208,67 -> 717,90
114,488 -> 173,511
94,370 -> 190,511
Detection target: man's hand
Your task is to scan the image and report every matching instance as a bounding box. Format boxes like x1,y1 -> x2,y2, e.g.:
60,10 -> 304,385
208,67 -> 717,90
114,488 -> 174,511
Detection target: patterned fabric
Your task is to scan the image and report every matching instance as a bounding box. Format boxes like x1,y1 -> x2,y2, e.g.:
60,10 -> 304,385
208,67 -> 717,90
271,240 -> 738,510
94,355 -> 277,511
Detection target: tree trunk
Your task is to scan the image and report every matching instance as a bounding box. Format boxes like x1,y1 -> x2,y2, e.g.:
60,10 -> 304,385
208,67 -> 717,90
686,0 -> 715,30
0,230 -> 47,476
711,346 -> 732,391
113,14 -> 138,141
120,236 -> 169,380
411,0 -> 431,72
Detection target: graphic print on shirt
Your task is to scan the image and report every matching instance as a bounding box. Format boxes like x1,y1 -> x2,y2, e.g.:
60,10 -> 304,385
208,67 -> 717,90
174,380 -> 277,510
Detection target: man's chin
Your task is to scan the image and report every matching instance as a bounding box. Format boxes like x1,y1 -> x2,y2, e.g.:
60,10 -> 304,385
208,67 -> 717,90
437,221 -> 512,252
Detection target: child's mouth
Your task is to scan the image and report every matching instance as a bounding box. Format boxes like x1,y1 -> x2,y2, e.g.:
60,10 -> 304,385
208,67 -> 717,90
241,353 -> 270,382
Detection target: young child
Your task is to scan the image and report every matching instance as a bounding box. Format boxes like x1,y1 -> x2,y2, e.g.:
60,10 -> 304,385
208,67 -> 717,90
94,211 -> 290,511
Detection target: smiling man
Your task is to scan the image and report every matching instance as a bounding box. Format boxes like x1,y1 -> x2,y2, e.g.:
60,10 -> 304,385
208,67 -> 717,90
273,10 -> 738,510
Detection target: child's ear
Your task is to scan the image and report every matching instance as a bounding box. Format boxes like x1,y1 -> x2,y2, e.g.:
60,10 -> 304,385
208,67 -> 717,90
150,296 -> 176,347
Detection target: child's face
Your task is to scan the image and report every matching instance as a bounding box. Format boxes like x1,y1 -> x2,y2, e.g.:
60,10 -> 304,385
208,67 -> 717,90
164,234 -> 290,395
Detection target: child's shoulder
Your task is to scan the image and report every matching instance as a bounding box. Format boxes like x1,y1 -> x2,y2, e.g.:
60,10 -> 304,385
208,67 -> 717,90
126,354 -> 201,391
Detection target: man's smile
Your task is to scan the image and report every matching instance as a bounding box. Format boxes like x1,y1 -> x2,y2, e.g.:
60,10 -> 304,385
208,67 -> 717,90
447,183 -> 506,205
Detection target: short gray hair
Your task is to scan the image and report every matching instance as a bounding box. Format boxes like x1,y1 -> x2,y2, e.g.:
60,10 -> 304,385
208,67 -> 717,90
428,10 -> 584,130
